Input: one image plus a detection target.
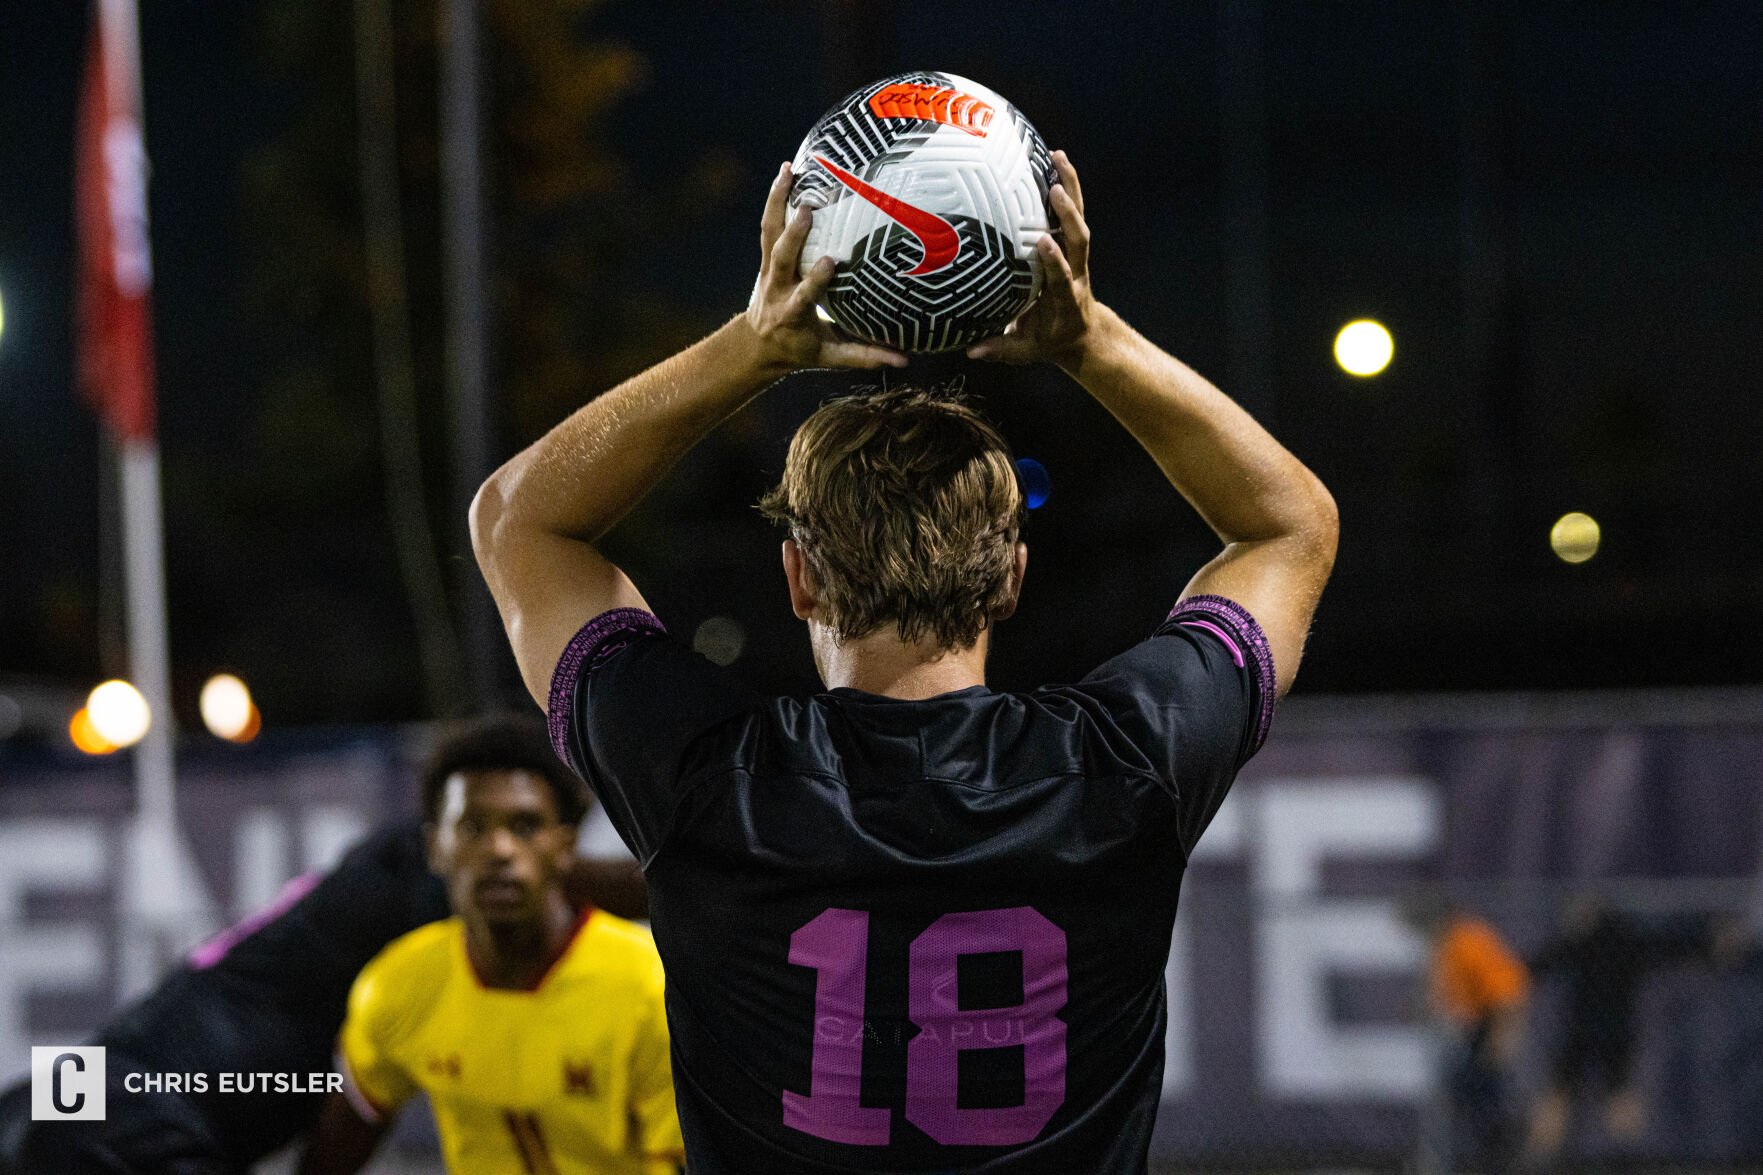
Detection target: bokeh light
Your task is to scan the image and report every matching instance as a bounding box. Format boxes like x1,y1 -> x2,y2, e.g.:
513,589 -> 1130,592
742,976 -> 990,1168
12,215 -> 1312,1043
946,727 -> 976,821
86,679 -> 151,748
0,282 -> 7,344
1015,457 -> 1051,509
692,617 -> 747,666
1550,512 -> 1601,564
1333,319 -> 1394,377
69,707 -> 118,755
200,673 -> 260,742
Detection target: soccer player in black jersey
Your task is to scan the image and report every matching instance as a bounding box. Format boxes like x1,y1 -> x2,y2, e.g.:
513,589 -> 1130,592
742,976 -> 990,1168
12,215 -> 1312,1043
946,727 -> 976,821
0,717 -> 646,1175
472,152 -> 1338,1173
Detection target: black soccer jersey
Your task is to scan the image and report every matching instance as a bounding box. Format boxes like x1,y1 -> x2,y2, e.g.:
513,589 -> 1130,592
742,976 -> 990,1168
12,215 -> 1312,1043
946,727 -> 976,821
550,596 -> 1274,1174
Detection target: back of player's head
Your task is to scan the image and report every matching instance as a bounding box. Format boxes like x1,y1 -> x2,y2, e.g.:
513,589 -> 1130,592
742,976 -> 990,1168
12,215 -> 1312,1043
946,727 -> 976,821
758,387 -> 1024,650
420,714 -> 588,826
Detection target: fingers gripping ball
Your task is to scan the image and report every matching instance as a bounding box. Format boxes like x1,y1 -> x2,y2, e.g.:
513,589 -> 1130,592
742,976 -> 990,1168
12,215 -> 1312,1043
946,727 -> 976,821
789,72 -> 1056,354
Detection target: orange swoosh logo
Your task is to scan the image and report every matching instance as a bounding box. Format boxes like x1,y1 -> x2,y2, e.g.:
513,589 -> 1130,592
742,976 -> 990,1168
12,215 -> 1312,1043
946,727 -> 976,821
814,154 -> 961,276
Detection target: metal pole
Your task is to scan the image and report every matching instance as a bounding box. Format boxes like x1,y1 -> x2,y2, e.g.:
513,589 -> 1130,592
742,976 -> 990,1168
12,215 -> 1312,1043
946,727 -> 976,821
97,0 -> 176,837
1455,1 -> 1523,598
439,0 -> 502,705
100,0 -> 213,985
354,0 -> 468,716
118,440 -> 175,834
1217,0 -> 1276,427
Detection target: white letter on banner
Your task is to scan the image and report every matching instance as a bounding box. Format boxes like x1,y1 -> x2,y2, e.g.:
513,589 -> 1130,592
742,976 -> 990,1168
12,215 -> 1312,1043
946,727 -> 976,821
1161,790 -> 1247,1100
1253,778 -> 1436,1099
0,820 -> 107,1085
234,808 -> 291,918
116,817 -> 222,1000
301,806 -> 367,873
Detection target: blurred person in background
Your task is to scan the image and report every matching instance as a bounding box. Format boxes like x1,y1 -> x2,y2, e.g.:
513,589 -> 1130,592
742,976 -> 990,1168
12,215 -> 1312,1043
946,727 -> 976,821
473,151 -> 1337,1171
1522,894 -> 1721,1167
1405,895 -> 1530,1174
299,716 -> 682,1175
1712,915 -> 1763,1157
0,717 -> 645,1175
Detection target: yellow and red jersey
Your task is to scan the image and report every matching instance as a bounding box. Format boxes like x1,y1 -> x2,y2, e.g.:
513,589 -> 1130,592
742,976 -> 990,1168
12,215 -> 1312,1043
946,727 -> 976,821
339,911 -> 682,1175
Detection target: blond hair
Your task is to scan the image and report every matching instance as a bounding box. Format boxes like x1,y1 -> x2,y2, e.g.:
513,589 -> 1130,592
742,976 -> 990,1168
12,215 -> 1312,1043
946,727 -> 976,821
758,389 -> 1024,650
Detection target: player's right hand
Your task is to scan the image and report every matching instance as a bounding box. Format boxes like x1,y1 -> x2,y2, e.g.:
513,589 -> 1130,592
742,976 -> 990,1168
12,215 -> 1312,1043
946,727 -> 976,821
966,150 -> 1099,370
744,162 -> 908,373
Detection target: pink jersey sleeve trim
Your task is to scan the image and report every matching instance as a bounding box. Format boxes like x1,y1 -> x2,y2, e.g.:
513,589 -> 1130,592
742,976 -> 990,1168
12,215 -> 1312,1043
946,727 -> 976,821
1178,618 -> 1245,668
1168,594 -> 1277,754
187,870 -> 321,969
546,608 -> 668,763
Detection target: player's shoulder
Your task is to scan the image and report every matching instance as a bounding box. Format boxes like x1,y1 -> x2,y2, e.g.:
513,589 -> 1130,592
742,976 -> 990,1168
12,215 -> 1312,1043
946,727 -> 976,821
345,918 -> 461,1048
579,910 -> 660,960
572,911 -> 664,985
355,919 -> 463,1004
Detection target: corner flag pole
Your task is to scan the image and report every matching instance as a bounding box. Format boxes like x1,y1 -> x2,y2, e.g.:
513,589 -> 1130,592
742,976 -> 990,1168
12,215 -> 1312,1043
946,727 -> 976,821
78,0 -> 190,971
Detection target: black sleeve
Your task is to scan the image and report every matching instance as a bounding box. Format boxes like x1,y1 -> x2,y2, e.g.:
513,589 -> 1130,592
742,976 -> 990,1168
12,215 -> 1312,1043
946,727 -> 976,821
1073,594 -> 1275,856
547,607 -> 762,865
188,824 -> 449,1008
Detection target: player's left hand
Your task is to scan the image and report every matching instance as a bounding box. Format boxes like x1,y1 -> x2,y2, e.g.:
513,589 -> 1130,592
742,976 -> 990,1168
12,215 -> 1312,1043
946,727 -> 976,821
966,150 -> 1100,370
744,162 -> 908,372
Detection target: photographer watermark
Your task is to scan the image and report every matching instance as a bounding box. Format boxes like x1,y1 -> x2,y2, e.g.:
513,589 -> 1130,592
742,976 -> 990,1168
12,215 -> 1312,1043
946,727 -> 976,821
30,1045 -> 341,1121
31,1047 -> 105,1121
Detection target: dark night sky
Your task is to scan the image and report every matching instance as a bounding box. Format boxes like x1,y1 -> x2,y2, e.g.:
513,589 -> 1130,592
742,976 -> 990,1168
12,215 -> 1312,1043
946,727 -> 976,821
1,1 -> 1759,727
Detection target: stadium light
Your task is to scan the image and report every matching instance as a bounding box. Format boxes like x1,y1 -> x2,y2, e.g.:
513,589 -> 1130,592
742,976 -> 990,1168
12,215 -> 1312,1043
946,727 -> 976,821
70,707 -> 119,755
1550,512 -> 1601,564
87,679 -> 151,748
1334,319 -> 1393,377
200,673 -> 261,743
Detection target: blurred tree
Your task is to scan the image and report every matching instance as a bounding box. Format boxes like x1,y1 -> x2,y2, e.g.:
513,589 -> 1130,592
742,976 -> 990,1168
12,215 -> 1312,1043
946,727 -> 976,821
485,0 -> 743,439
221,0 -> 738,722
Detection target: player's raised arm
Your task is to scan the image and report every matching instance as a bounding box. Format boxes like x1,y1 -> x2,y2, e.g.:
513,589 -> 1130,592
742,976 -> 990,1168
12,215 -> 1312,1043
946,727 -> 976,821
471,162 -> 907,705
969,151 -> 1337,696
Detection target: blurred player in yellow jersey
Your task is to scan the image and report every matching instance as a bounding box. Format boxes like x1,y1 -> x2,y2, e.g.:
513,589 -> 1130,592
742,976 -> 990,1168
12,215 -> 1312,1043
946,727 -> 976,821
299,716 -> 683,1175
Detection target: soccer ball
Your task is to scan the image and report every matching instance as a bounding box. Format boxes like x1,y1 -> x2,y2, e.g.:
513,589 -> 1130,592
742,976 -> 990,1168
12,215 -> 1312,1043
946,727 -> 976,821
790,72 -> 1055,354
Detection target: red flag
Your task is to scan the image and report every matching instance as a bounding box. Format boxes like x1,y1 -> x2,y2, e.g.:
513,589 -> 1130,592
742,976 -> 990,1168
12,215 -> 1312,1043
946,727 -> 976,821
76,0 -> 157,441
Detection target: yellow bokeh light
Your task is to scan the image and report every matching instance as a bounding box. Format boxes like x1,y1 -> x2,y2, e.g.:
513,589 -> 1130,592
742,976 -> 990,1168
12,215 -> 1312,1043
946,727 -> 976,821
200,674 -> 258,741
1550,512 -> 1601,564
0,283 -> 7,343
87,679 -> 151,748
69,708 -> 118,755
1334,319 -> 1394,377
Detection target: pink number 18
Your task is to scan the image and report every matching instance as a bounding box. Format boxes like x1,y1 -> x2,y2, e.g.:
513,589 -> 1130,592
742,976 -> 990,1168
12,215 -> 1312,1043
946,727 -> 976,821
783,906 -> 1068,1147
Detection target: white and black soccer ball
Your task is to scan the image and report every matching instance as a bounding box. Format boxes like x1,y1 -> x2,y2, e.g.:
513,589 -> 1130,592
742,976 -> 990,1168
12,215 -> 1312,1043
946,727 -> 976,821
790,72 -> 1055,354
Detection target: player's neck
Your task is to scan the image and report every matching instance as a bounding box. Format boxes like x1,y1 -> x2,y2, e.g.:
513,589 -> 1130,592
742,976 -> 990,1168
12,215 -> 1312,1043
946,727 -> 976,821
464,891 -> 579,991
814,624 -> 990,699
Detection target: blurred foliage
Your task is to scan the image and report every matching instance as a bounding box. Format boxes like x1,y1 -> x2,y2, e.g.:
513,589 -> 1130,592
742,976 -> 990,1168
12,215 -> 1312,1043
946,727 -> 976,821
225,0 -> 737,720
484,0 -> 743,439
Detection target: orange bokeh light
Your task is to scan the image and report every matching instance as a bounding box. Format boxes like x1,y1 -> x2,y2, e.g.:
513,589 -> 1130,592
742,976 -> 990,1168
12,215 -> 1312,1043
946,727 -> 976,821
69,707 -> 118,755
229,703 -> 262,744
